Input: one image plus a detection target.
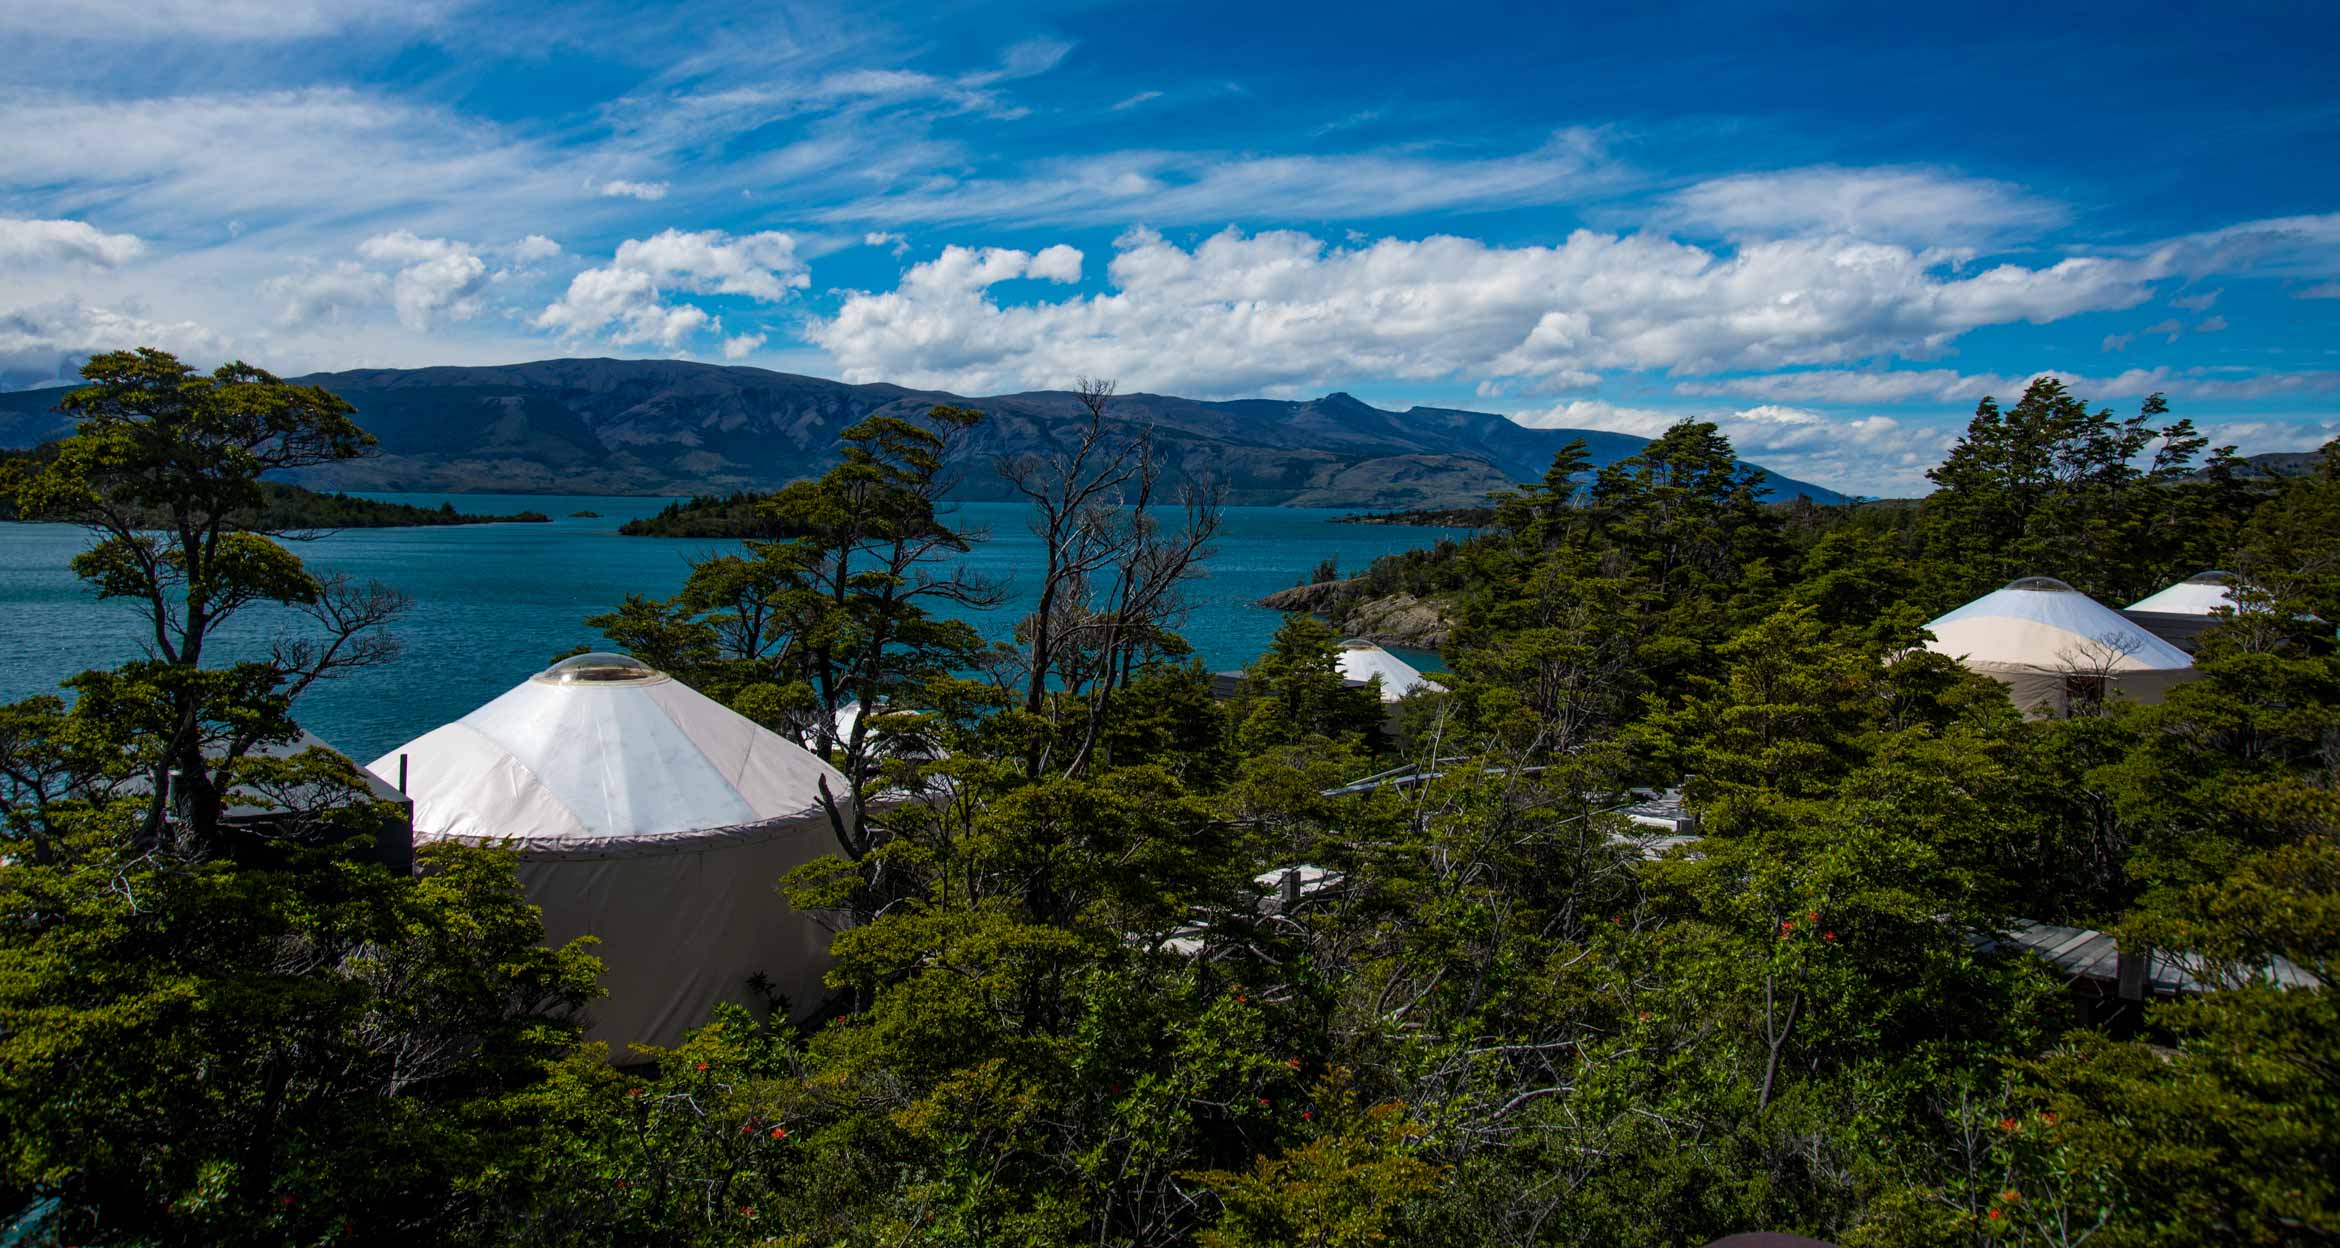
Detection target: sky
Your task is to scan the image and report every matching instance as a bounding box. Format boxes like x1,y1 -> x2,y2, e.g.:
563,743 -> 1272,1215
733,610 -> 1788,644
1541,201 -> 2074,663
3,0 -> 2338,494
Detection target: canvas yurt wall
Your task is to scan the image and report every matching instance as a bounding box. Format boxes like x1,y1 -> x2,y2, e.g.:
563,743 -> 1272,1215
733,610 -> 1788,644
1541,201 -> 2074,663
371,653 -> 847,1053
1921,577 -> 2197,716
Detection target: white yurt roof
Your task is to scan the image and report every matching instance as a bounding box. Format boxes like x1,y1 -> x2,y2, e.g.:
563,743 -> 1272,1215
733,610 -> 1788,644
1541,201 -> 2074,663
372,652 -> 842,848
1335,640 -> 1445,703
2128,570 -> 2245,616
1922,578 -> 2193,674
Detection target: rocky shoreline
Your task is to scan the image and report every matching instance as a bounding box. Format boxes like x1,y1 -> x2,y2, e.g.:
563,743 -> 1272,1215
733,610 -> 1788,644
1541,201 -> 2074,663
1256,579 -> 1454,649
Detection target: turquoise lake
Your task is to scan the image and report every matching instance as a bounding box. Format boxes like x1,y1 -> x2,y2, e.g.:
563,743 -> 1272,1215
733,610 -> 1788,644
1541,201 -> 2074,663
0,495 -> 1465,763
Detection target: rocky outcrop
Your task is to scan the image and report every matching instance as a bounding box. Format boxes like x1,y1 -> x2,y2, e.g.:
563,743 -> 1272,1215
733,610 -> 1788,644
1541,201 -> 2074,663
1257,580 -> 1455,649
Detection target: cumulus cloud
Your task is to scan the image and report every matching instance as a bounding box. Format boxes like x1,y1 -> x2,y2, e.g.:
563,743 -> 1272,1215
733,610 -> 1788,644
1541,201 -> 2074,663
355,231 -> 489,329
537,227 -> 807,349
722,332 -> 767,360
810,225 -> 2152,395
260,262 -> 390,324
863,231 -> 910,256
1665,165 -> 2067,247
510,234 -> 562,263
1678,366 -> 2340,406
599,179 -> 670,201
0,217 -> 146,269
0,298 -> 231,387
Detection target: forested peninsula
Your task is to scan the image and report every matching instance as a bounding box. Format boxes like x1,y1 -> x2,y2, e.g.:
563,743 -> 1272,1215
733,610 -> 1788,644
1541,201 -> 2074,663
5,352 -> 2338,1248
0,446 -> 548,527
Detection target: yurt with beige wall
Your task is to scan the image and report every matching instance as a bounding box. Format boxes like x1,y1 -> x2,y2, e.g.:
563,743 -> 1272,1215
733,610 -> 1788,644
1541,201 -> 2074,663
371,653 -> 846,1053
1921,577 -> 2197,715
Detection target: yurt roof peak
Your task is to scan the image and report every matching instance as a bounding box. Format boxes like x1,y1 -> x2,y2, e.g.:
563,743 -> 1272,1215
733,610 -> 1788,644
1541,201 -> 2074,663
2128,570 -> 2248,616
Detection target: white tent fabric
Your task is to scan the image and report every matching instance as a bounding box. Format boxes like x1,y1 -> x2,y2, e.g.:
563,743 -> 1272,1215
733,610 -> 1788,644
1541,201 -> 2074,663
370,654 -> 846,1054
1922,578 -> 2197,715
2128,570 -> 2244,615
1335,641 -> 1445,703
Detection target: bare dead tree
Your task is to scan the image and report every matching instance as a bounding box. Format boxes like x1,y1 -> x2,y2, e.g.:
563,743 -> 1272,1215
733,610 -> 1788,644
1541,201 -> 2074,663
995,378 -> 1224,778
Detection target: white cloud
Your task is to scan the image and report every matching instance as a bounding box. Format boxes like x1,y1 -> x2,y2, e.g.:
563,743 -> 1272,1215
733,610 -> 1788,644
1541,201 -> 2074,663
260,261 -> 390,324
537,227 -> 807,349
810,225 -> 2152,395
0,298 -> 232,387
1678,366 -> 2340,405
510,234 -> 562,263
0,0 -> 457,39
2298,282 -> 2340,300
1111,90 -> 1163,111
863,231 -> 911,257
2196,314 -> 2229,333
821,130 -> 1623,227
2169,287 -> 2221,311
2141,317 -> 2184,342
599,179 -> 670,201
0,218 -> 146,269
722,332 -> 767,360
1665,165 -> 2067,247
2102,332 -> 2135,352
356,231 -> 488,329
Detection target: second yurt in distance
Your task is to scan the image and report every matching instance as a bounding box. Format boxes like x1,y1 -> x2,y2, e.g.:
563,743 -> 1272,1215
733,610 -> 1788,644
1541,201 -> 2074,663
371,653 -> 848,1053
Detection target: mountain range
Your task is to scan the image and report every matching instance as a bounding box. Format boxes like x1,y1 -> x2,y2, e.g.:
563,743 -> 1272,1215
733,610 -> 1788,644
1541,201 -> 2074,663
0,358 -> 1848,508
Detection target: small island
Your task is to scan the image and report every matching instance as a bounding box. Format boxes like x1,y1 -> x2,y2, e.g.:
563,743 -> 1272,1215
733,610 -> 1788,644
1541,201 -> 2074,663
569,510 -> 601,518
617,491 -> 803,538
1331,505 -> 1495,527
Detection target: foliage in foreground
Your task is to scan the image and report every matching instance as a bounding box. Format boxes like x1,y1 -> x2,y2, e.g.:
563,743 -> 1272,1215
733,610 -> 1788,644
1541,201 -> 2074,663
3,359 -> 2336,1246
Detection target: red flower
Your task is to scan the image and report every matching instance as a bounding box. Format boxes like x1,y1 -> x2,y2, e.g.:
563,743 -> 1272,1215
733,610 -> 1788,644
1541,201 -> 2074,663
1986,1208 -> 2002,1221
1998,1116 -> 2020,1133
1822,930 -> 1837,942
694,1061 -> 708,1072
615,1179 -> 628,1189
627,1087 -> 643,1098
1806,910 -> 1819,922
1637,1010 -> 1652,1021
2002,1189 -> 2021,1204
2040,1111 -> 2059,1126
1610,914 -> 1624,926
770,1127 -> 788,1140
279,1194 -> 295,1208
1236,994 -> 1247,1004
1301,1110 -> 1313,1120
739,1206 -> 755,1218
1256,1097 -> 1271,1108
1285,1058 -> 1302,1069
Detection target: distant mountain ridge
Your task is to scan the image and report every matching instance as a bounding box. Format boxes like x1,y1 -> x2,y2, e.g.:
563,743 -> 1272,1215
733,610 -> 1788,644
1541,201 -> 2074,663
0,358 -> 1847,508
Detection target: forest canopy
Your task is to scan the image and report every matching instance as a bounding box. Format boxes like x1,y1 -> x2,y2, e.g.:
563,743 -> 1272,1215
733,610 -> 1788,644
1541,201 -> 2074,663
2,358 -> 2335,1247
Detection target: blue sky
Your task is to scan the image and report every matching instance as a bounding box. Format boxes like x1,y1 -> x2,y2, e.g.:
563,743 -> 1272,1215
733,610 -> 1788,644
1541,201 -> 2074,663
3,0 -> 2337,493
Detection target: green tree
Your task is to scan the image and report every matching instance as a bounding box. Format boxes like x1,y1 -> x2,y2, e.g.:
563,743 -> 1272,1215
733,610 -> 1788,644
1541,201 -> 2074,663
4,349 -> 404,851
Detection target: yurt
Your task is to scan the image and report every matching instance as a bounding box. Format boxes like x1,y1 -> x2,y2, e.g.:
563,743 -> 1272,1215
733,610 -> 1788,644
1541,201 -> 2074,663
1335,640 -> 1445,703
2128,570 -> 2244,616
1921,577 -> 2197,715
370,653 -> 848,1052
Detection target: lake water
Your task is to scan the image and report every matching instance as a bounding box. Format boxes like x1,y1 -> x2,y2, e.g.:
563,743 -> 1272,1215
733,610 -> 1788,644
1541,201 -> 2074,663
0,495 -> 1465,763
